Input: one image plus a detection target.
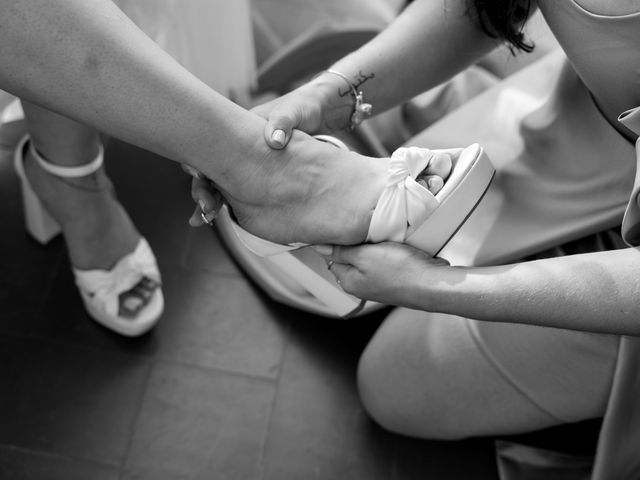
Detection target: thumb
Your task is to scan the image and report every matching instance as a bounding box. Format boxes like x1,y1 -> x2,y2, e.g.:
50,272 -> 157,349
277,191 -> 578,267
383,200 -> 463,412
264,112 -> 298,149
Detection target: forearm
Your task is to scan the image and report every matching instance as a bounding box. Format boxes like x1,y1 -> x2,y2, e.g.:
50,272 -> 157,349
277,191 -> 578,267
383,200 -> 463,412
0,0 -> 260,173
421,248 -> 640,335
325,0 -> 498,115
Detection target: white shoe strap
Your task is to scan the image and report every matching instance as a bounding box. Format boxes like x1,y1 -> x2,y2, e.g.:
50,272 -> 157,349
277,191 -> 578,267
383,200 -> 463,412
73,238 -> 160,317
366,146 -> 440,243
29,140 -> 104,178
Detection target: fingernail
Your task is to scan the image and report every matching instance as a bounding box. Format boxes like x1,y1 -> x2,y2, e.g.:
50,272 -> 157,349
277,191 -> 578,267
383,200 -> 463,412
189,214 -> 202,227
271,129 -> 286,146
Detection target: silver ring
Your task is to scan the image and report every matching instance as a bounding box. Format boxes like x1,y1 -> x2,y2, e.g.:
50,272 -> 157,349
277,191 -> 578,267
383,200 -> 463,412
327,259 -> 335,269
200,211 -> 213,226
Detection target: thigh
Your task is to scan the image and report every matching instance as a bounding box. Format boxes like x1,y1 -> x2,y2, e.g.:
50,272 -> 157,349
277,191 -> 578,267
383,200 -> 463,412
357,307 -> 619,440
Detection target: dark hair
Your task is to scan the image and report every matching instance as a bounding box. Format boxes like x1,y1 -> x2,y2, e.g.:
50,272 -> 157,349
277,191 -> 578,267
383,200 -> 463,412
468,0 -> 534,53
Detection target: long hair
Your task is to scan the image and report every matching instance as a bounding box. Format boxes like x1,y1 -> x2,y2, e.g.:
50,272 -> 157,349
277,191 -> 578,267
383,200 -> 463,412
468,0 -> 535,53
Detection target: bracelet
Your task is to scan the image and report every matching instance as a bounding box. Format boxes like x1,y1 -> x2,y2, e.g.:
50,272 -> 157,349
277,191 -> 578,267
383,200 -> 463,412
322,69 -> 373,131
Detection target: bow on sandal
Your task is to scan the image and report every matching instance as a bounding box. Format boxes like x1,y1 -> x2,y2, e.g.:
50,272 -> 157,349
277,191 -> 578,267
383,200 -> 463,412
369,143 -> 495,256
14,135 -> 163,336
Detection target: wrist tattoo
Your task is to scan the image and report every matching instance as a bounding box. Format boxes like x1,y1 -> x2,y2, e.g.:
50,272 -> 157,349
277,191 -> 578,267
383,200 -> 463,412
337,71 -> 375,98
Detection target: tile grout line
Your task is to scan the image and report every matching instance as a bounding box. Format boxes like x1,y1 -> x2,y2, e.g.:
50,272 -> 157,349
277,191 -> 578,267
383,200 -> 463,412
256,319 -> 293,480
0,442 -> 120,470
153,355 -> 280,385
117,355 -> 156,478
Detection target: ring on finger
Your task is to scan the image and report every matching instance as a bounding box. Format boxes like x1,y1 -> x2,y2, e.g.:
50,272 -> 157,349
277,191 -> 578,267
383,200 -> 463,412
200,211 -> 213,226
327,259 -> 335,269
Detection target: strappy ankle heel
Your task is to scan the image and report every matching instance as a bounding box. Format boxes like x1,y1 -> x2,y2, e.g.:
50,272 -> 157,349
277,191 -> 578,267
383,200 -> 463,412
13,135 -> 163,336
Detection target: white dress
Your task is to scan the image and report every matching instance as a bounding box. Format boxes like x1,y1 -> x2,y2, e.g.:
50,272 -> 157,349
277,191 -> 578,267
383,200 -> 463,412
113,0 -> 256,98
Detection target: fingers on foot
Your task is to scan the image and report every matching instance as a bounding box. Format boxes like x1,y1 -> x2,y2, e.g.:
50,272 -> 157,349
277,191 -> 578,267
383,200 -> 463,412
264,113 -> 296,149
189,177 -> 224,227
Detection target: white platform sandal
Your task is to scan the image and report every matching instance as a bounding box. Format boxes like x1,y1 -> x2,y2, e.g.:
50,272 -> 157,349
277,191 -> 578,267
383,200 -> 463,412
216,136 -> 495,318
13,135 -> 163,336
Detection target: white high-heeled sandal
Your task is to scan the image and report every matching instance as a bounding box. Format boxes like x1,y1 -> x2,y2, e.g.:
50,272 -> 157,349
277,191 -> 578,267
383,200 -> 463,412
216,137 -> 495,318
14,135 -> 163,336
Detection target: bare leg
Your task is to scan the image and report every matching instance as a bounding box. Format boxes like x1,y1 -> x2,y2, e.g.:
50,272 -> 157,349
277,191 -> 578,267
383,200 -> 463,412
0,0 -> 392,246
21,101 -> 141,271
20,101 -> 161,325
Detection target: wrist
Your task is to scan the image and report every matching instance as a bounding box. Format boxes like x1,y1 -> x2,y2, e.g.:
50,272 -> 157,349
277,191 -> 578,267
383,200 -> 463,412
412,264 -> 477,314
310,71 -> 368,131
422,264 -> 505,320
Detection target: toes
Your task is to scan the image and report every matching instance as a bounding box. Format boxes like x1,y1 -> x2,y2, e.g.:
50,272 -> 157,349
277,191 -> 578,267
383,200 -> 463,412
417,175 -> 444,195
416,152 -> 451,194
118,277 -> 160,318
425,153 -> 452,180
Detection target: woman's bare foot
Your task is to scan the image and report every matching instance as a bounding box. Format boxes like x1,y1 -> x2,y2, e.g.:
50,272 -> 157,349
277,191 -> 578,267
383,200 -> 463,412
206,130 -> 386,245
196,131 -> 451,246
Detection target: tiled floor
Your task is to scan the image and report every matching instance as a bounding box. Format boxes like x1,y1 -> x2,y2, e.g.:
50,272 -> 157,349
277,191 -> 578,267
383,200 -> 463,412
0,115 -> 501,479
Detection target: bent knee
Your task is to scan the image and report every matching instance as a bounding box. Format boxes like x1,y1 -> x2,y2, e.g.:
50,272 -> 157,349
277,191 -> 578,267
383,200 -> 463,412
356,341 -> 475,441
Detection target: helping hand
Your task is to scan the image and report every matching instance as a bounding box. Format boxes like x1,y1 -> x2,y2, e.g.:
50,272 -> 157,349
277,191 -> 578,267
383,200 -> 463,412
184,166 -> 223,227
326,242 -> 450,308
252,74 -> 356,150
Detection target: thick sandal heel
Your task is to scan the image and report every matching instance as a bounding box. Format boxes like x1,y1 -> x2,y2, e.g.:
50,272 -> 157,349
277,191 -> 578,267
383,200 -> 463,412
13,136 -> 61,244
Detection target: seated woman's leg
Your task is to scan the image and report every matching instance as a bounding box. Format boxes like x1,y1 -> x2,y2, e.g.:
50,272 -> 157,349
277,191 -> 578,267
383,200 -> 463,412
357,308 -> 618,440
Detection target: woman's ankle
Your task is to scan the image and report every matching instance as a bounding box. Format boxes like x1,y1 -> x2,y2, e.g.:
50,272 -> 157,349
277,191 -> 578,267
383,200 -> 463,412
27,131 -> 102,168
234,134 -> 388,245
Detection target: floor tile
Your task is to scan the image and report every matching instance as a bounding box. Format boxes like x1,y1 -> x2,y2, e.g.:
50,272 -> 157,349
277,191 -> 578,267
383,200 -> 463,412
393,436 -> 498,480
124,361 -> 275,479
0,336 -> 150,464
183,226 -> 244,277
103,139 -> 194,270
262,314 -> 394,480
140,267 -> 289,379
0,446 -> 119,480
120,467 -> 190,480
